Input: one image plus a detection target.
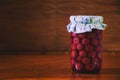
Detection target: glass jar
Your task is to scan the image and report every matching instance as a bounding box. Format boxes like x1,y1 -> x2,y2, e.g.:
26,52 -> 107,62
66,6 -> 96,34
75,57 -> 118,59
67,15 -> 107,73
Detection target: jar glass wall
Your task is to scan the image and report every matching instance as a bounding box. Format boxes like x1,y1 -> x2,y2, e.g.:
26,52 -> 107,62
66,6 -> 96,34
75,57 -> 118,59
70,29 -> 102,73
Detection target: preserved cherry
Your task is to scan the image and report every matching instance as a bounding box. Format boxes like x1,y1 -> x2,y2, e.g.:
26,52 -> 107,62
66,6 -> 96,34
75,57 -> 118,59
70,29 -> 102,73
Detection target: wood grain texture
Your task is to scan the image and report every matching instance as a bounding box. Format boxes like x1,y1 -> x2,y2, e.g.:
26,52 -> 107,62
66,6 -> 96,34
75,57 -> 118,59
0,52 -> 120,79
0,0 -> 120,52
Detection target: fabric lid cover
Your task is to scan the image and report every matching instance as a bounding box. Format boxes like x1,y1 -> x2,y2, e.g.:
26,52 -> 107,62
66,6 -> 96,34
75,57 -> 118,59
67,15 -> 107,33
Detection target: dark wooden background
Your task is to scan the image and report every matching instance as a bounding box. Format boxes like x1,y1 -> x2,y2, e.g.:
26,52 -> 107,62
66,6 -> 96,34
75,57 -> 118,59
0,0 -> 120,53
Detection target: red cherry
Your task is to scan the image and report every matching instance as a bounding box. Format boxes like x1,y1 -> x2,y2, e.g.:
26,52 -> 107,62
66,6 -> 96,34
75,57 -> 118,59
78,34 -> 85,38
71,44 -> 77,50
96,62 -> 101,69
92,39 -> 99,46
82,57 -> 91,64
75,63 -> 83,70
85,64 -> 94,71
93,57 -> 102,69
77,43 -> 83,50
73,37 -> 79,44
93,57 -> 99,65
79,50 -> 87,57
98,41 -> 102,46
77,56 -> 82,62
85,45 -> 93,52
71,59 -> 75,65
97,31 -> 102,40
82,38 -> 89,45
71,32 -> 77,37
88,51 -> 96,58
87,33 -> 95,39
71,50 -> 77,58
98,52 -> 102,59
96,45 -> 102,53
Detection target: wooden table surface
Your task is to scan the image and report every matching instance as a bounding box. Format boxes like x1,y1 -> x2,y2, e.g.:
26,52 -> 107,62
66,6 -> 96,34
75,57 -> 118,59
0,52 -> 120,80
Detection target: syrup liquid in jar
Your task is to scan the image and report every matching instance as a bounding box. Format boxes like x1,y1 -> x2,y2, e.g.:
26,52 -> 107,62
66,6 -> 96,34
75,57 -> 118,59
70,29 -> 102,73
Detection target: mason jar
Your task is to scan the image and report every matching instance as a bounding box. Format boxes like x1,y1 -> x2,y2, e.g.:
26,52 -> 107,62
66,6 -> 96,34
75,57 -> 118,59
67,15 -> 107,73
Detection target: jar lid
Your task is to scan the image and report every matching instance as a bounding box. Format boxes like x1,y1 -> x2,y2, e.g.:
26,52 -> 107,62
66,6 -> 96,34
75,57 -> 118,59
67,15 -> 107,33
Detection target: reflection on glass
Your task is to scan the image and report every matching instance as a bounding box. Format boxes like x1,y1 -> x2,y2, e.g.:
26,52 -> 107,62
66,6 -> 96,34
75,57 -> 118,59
71,72 -> 101,80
